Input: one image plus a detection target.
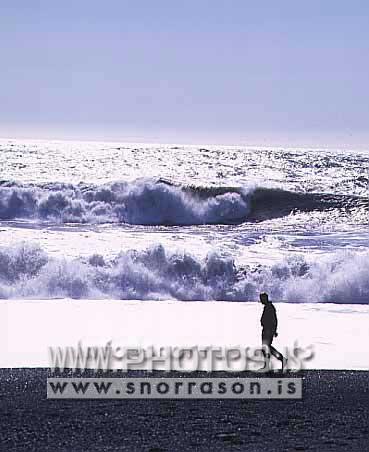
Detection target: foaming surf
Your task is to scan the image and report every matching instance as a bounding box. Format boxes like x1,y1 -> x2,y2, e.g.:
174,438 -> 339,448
0,242 -> 368,303
0,179 -> 367,226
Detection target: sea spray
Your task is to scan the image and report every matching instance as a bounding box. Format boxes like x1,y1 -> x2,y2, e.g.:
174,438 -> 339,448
0,242 -> 368,303
0,179 -> 366,225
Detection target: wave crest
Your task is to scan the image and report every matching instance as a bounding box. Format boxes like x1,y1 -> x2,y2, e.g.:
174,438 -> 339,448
0,179 -> 367,225
0,180 -> 250,225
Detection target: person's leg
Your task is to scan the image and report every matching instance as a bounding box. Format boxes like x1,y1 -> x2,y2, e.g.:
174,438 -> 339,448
261,330 -> 287,370
270,345 -> 287,370
270,345 -> 284,361
261,330 -> 273,370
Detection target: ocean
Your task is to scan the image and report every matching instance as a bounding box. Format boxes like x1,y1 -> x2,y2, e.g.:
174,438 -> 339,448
0,138 -> 368,303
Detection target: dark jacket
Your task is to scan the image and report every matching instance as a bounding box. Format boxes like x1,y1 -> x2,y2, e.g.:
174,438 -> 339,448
261,303 -> 278,332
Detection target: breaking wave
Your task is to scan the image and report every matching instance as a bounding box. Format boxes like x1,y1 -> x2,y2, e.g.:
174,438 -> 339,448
1,242 -> 368,303
0,179 -> 367,225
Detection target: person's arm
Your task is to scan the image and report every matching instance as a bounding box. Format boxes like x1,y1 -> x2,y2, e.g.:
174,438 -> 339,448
273,305 -> 278,336
261,307 -> 266,327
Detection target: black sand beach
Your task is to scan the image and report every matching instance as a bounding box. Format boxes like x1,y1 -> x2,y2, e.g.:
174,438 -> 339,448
1,369 -> 368,451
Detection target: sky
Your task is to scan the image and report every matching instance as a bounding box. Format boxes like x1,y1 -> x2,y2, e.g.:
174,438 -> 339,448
1,1 -> 369,148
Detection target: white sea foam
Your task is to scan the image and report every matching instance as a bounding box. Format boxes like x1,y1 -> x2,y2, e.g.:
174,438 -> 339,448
0,242 -> 368,303
0,179 -> 366,225
1,141 -> 368,307
0,180 -> 251,225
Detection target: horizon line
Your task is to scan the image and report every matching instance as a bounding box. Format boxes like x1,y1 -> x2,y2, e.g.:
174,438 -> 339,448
1,134 -> 368,153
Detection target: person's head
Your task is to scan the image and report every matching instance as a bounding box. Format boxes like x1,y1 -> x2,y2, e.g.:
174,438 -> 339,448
259,292 -> 269,305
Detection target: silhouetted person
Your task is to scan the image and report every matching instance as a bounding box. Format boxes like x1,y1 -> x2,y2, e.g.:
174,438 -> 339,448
259,292 -> 287,371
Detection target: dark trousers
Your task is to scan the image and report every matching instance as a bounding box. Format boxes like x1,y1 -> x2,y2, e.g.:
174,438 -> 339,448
262,329 -> 284,362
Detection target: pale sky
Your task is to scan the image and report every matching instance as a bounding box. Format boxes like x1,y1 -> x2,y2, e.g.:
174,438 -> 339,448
1,1 -> 369,148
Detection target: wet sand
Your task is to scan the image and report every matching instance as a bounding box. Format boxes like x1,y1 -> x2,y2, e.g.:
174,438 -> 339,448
1,369 -> 368,451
